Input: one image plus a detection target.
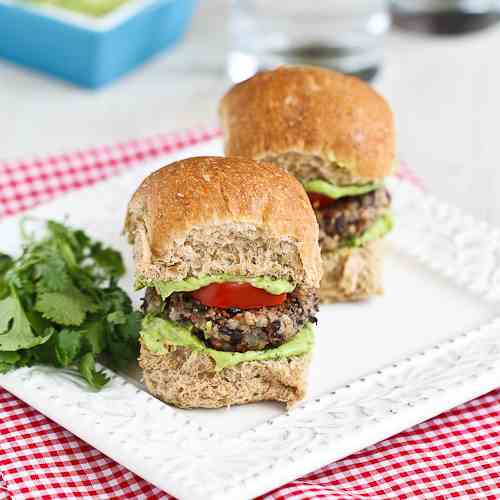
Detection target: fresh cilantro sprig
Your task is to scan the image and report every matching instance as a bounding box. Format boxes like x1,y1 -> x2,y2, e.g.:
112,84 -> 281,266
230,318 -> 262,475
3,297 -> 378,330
0,220 -> 141,389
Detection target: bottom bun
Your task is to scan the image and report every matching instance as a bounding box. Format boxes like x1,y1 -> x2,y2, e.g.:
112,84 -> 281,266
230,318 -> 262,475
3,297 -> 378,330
139,340 -> 311,409
320,240 -> 384,302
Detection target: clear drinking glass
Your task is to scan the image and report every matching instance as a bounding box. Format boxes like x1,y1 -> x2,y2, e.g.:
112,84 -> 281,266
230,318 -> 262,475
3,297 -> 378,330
391,0 -> 500,34
227,0 -> 390,84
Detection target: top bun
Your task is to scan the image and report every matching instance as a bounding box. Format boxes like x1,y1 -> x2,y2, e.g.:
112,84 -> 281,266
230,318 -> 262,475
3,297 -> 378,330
125,156 -> 321,288
219,65 -> 395,183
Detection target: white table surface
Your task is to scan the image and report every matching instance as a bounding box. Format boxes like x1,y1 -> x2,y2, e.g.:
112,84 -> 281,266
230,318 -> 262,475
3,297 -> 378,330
2,0 -> 500,225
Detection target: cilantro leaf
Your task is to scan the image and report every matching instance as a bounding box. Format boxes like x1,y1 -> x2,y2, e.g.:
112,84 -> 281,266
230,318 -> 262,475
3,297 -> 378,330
79,353 -> 108,389
0,254 -> 14,300
0,295 -> 52,351
91,243 -> 125,279
116,311 -> 142,344
55,329 -> 82,367
25,309 -> 52,336
106,311 -> 142,370
106,288 -> 132,313
35,289 -> 96,326
0,351 -> 21,373
107,310 -> 127,325
28,328 -> 58,365
36,255 -> 72,292
0,253 -> 13,274
81,320 -> 107,355
0,220 -> 141,391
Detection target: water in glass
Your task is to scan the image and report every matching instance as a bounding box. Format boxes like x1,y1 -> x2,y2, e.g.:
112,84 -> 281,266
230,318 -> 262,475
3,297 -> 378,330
227,0 -> 390,83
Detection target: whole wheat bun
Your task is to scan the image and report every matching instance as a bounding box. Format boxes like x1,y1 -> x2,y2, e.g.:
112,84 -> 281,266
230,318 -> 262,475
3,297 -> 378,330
125,156 -> 321,287
219,66 -> 395,184
139,339 -> 310,409
320,240 -> 384,302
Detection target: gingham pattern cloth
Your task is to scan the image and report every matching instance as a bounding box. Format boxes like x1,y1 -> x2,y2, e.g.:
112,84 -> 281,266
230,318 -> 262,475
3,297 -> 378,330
0,128 -> 498,500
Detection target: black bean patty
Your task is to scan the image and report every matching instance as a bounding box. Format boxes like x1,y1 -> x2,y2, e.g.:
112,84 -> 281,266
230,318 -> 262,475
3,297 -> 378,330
317,188 -> 391,247
143,287 -> 318,353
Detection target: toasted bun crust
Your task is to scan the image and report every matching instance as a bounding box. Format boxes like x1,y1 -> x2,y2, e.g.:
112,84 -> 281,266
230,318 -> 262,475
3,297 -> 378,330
139,340 -> 310,408
125,156 -> 321,287
320,240 -> 384,302
220,66 -> 395,181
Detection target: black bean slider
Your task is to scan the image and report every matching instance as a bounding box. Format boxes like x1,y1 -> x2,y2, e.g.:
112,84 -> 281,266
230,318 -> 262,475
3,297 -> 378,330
125,156 -> 322,408
219,65 -> 396,302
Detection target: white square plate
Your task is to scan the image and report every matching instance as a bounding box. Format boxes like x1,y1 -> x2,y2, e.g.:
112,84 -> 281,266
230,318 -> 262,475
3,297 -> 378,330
1,139 -> 499,500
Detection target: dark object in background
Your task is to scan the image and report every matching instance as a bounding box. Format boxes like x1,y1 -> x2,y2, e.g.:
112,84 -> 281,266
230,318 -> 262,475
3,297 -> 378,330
391,0 -> 500,35
263,44 -> 380,82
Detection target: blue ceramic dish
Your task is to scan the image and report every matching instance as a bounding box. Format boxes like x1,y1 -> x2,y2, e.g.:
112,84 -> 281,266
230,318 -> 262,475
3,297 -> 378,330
0,0 -> 198,88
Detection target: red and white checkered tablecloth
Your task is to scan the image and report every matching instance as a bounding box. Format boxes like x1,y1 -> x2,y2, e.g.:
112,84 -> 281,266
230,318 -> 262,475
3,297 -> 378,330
0,127 -> 498,500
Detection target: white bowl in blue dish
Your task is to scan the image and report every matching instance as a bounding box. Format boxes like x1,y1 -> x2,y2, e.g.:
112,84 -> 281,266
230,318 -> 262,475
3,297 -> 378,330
0,0 -> 198,88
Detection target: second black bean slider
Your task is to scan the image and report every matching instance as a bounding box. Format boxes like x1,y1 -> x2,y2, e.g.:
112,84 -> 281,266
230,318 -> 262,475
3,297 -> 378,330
219,65 -> 396,302
125,156 -> 322,408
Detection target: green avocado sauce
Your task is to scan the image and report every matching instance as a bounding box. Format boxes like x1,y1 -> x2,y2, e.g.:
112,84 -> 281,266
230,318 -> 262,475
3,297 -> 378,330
28,0 -> 129,17
303,179 -> 383,199
344,212 -> 394,248
141,315 -> 314,371
135,274 -> 295,299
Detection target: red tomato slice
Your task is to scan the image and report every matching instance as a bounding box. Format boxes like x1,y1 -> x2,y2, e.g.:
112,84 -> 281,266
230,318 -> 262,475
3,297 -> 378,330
308,192 -> 335,209
191,282 -> 287,309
